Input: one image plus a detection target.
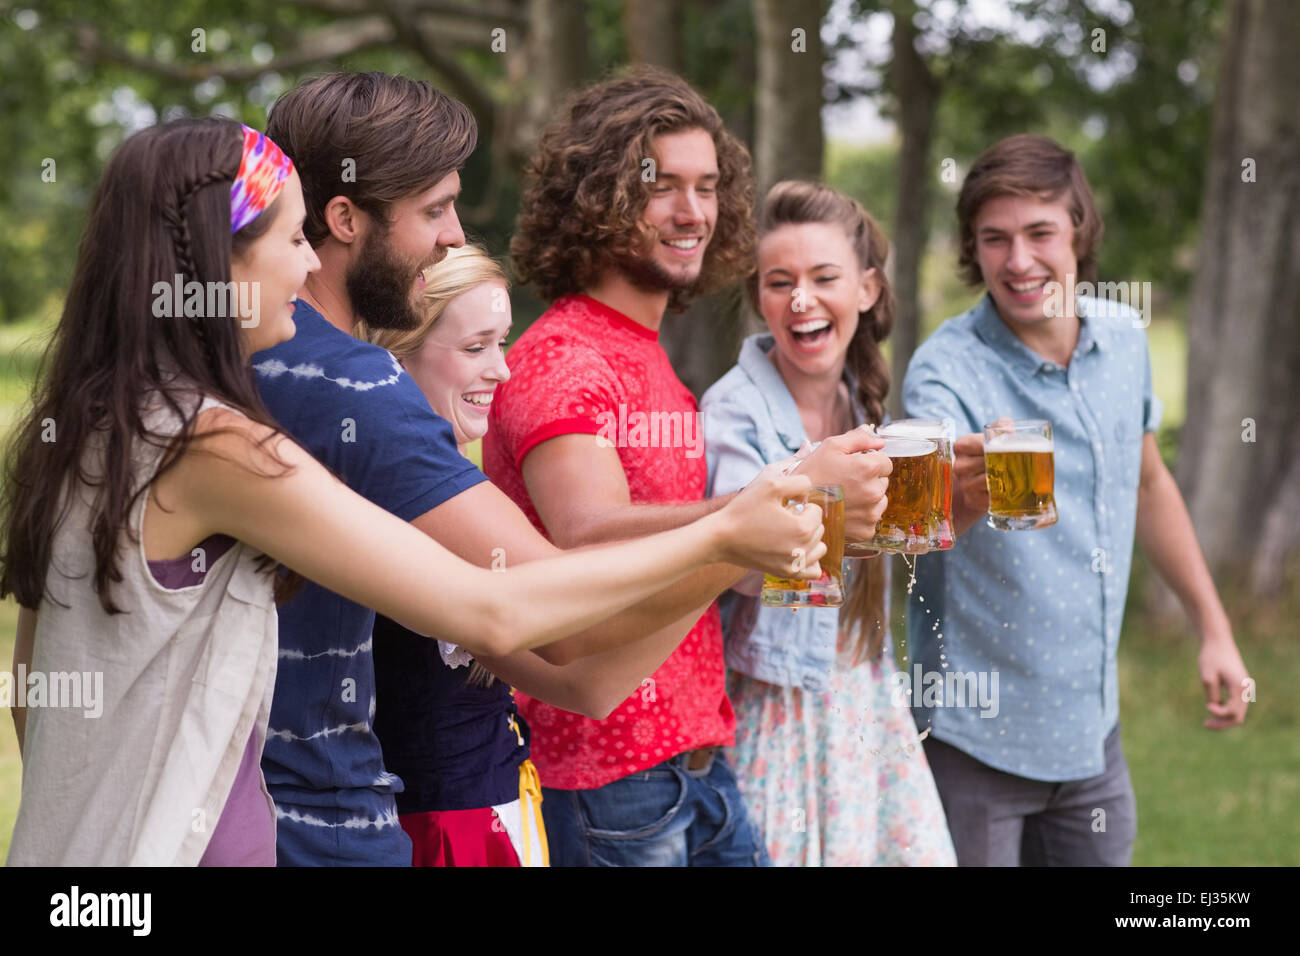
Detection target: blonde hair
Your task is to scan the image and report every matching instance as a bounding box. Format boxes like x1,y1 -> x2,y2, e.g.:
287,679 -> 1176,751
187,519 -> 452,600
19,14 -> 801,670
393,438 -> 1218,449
354,242 -> 508,688
355,242 -> 509,360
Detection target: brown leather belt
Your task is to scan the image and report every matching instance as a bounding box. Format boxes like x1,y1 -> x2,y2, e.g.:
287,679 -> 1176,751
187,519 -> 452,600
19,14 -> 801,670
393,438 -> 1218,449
675,746 -> 719,776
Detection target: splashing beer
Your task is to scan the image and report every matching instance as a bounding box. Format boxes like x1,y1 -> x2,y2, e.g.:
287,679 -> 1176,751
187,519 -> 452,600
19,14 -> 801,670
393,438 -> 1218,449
984,419 -> 1057,531
845,437 -> 938,555
762,484 -> 845,607
878,419 -> 955,550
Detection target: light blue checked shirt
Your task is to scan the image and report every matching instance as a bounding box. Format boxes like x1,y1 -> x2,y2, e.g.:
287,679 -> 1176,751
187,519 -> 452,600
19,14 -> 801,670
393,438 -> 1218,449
902,293 -> 1162,781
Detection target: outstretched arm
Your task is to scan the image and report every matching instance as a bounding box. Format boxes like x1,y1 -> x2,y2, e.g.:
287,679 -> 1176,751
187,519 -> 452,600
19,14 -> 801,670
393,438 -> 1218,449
474,601 -> 710,719
1135,433 -> 1249,729
179,409 -> 826,660
411,479 -> 744,664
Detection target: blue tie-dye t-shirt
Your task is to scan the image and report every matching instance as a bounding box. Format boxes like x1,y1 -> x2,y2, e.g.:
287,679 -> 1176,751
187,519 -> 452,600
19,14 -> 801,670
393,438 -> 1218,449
253,301 -> 486,865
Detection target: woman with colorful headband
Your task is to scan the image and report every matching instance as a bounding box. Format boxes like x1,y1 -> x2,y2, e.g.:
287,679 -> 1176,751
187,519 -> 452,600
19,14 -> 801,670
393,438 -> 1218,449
0,119 -> 828,866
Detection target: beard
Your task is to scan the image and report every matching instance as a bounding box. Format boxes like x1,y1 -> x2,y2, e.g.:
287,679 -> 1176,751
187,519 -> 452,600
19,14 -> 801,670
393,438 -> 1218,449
346,224 -> 437,332
615,238 -> 703,295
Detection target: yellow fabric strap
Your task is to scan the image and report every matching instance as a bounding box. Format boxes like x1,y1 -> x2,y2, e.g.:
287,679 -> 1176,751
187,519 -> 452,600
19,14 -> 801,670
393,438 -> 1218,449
518,759 -> 550,868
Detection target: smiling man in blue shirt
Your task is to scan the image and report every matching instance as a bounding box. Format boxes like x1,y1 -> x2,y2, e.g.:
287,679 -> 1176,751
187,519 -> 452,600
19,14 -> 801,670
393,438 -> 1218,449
902,134 -> 1251,866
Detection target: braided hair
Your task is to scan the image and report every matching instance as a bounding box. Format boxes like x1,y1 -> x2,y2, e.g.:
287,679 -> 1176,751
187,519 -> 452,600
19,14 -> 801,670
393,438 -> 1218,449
162,167 -> 232,371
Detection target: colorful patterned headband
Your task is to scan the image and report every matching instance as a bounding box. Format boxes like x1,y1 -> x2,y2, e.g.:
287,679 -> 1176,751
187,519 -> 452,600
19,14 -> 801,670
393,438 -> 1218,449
230,124 -> 294,234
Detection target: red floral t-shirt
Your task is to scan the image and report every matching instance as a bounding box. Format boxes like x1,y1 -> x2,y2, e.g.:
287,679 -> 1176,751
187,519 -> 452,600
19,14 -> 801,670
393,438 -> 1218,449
484,294 -> 734,790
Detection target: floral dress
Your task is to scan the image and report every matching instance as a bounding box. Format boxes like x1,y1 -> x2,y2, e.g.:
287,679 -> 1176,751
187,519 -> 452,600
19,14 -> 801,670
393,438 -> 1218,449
725,615 -> 957,867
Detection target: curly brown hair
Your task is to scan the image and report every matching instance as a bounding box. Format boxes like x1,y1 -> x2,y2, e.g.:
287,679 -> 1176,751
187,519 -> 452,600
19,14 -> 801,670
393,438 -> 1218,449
511,66 -> 755,312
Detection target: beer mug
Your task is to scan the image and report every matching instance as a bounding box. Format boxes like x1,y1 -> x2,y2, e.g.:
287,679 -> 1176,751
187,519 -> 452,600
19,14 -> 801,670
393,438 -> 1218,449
762,484 -> 845,607
878,418 -> 955,550
983,419 -> 1058,531
845,437 -> 938,556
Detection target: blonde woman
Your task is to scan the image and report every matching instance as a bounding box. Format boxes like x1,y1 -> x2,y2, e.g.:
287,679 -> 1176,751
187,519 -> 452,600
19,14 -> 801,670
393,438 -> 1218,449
357,244 -> 509,462
359,245 -> 751,866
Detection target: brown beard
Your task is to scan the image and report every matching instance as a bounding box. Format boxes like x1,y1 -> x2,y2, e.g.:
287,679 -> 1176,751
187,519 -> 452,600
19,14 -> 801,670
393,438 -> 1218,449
615,234 -> 703,294
345,223 -> 428,331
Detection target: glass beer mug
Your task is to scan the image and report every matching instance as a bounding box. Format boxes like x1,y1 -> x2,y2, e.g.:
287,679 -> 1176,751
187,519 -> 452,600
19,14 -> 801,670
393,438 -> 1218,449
983,418 -> 1058,531
845,437 -> 938,556
878,418 -> 955,550
762,484 -> 846,607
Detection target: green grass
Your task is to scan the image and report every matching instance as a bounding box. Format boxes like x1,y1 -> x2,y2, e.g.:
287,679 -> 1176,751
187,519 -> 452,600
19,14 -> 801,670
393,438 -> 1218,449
1,301 -> 1295,865
0,314 -> 53,435
0,600 -> 17,864
0,314 -> 43,864
1118,596 -> 1300,865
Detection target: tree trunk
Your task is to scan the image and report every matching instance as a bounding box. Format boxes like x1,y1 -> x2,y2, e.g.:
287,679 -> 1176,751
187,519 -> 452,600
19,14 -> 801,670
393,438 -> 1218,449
622,0 -> 742,398
1174,0 -> 1300,598
887,1 -> 940,418
624,0 -> 684,72
522,0 -> 588,150
753,0 -> 825,196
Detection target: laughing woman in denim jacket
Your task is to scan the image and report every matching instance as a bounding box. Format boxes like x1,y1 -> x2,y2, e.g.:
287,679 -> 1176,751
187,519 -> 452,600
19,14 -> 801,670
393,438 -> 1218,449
701,181 -> 956,866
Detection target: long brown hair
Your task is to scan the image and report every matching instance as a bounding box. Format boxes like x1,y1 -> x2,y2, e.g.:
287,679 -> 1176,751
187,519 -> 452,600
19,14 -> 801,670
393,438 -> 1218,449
0,118 -> 297,614
511,65 -> 755,312
754,180 -> 895,661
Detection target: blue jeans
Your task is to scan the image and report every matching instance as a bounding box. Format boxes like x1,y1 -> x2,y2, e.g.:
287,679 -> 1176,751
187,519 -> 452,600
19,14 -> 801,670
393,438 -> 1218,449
541,752 -> 771,867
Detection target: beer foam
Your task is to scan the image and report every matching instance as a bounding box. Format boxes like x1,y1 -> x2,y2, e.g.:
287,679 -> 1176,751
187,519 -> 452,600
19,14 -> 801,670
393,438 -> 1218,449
880,437 -> 936,458
985,433 -> 1054,452
881,422 -> 943,440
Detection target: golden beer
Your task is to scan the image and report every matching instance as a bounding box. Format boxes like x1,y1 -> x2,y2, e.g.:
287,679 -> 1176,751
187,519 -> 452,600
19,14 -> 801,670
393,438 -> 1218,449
846,437 -> 937,555
878,419 -> 955,550
984,422 -> 1058,531
762,485 -> 845,607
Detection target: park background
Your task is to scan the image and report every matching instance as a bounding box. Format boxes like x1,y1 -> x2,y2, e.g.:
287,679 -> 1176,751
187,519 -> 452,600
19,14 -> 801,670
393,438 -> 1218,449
0,0 -> 1295,864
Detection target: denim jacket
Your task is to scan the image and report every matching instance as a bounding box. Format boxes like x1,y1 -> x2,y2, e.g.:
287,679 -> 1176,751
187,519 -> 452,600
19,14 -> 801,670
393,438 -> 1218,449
701,333 -> 887,691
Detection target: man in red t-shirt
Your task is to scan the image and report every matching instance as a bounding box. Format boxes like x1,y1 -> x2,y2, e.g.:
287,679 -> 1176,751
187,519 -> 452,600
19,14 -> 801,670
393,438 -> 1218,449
485,67 -> 891,866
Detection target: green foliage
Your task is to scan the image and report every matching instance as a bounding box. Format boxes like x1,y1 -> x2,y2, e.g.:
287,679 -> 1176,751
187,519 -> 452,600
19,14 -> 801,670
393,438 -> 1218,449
2,0 -> 1227,329
826,0 -> 1220,311
0,0 -> 512,321
825,139 -> 898,228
